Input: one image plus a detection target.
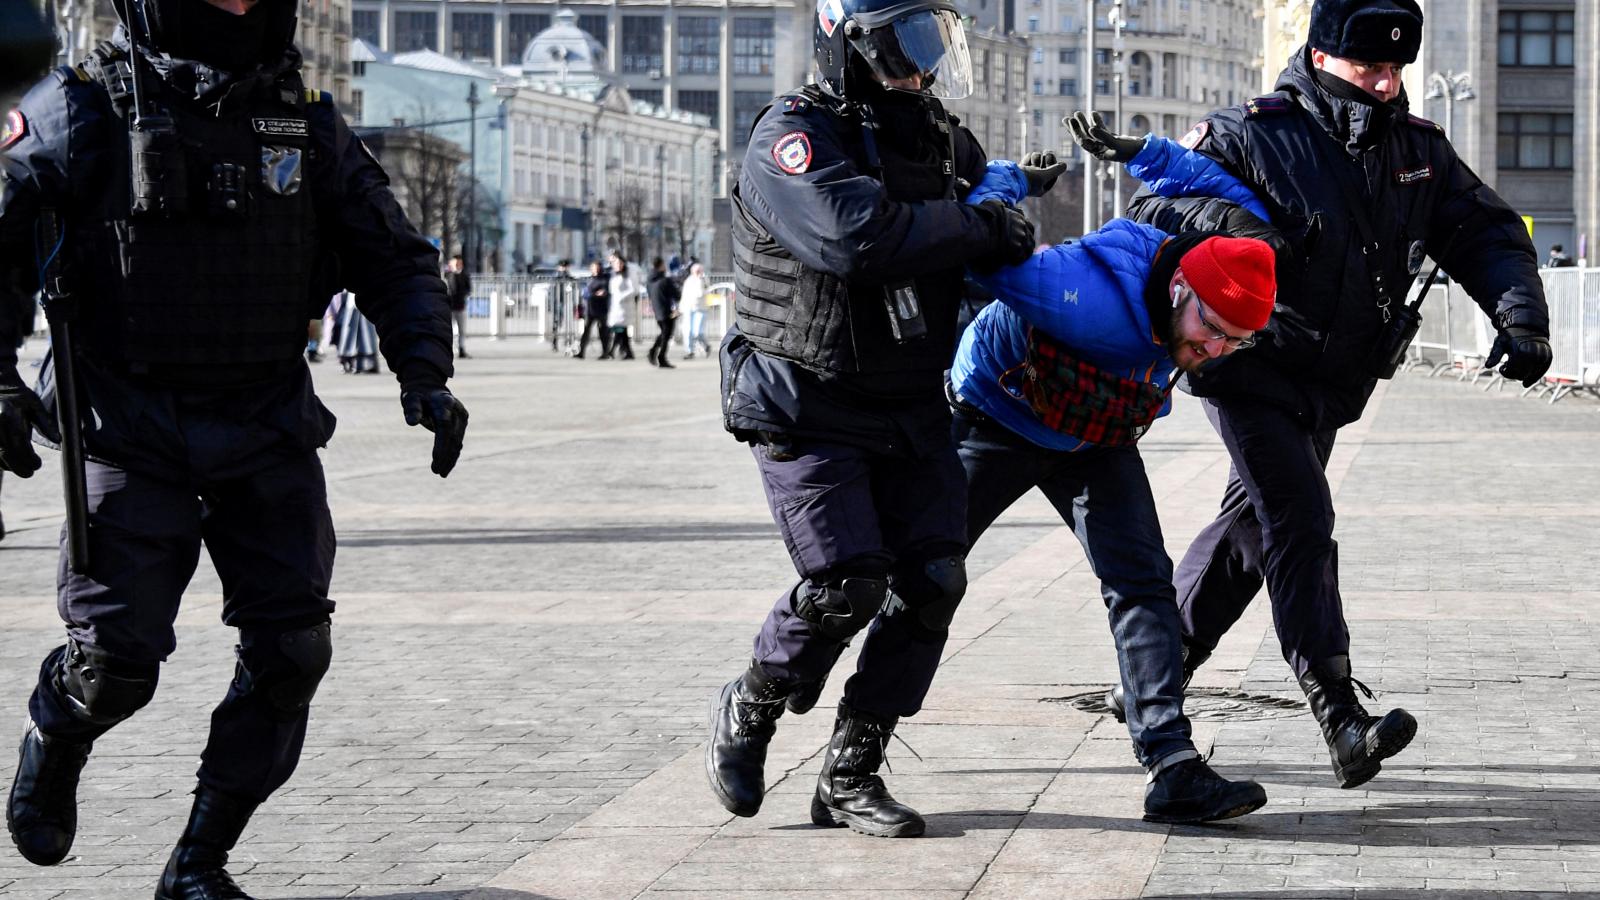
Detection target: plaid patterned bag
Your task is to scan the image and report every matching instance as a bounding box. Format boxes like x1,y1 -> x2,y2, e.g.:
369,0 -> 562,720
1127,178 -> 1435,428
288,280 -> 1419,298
999,327 -> 1173,447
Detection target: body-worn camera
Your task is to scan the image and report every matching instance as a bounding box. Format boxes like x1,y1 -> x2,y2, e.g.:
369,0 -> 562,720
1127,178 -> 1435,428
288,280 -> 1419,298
882,280 -> 928,343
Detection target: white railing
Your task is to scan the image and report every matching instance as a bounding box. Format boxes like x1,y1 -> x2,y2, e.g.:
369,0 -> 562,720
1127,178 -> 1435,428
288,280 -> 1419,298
459,273 -> 738,352
1401,266 -> 1600,403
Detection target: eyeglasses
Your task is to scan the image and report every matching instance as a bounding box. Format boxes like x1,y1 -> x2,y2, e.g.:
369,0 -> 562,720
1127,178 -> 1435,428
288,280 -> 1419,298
1177,282 -> 1256,349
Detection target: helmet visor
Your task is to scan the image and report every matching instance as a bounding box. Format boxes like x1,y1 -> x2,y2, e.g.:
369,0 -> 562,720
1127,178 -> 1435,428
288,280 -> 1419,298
851,8 -> 973,100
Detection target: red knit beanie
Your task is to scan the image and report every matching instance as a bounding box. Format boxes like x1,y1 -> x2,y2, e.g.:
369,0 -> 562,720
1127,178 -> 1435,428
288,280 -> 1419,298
1179,236 -> 1277,332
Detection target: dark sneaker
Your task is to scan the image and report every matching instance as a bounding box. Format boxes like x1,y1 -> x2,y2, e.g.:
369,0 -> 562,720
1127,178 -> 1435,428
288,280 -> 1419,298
1143,757 -> 1267,824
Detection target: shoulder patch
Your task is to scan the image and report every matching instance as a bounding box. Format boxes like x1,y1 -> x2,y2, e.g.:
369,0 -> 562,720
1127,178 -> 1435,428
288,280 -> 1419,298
1,109 -> 26,150
772,130 -> 813,175
1405,113 -> 1444,134
1178,120 -> 1209,150
1245,95 -> 1292,117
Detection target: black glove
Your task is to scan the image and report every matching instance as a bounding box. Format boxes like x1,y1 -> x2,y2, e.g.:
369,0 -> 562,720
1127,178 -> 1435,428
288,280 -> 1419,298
1018,151 -> 1068,198
400,379 -> 469,478
0,368 -> 60,478
972,199 -> 1037,272
1065,111 -> 1144,163
1484,326 -> 1552,387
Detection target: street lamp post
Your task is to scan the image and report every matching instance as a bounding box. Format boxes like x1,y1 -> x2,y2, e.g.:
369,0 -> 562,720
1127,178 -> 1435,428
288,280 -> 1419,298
1424,69 -> 1475,141
466,81 -> 479,269
1082,0 -> 1097,235
1109,0 -> 1125,217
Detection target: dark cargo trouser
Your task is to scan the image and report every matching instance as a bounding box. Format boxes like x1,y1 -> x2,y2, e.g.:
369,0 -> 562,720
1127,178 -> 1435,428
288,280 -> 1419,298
1174,396 -> 1346,680
29,452 -> 336,802
949,409 -> 1195,768
750,438 -> 968,719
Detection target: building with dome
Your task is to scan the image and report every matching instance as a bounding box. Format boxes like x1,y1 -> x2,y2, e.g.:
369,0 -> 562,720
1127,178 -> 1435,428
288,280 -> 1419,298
350,0 -> 809,168
351,24 -> 717,269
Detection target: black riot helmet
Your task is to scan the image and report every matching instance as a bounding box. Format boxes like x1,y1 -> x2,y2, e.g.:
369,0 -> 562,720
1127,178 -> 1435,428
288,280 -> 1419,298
814,0 -> 974,100
110,0 -> 300,72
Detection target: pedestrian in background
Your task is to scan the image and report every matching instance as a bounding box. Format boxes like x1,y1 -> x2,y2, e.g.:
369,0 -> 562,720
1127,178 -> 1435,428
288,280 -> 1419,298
646,256 -> 680,369
443,252 -> 472,359
680,263 -> 712,359
606,251 -> 639,361
335,290 -> 380,374
577,260 -> 612,359
1545,244 -> 1574,269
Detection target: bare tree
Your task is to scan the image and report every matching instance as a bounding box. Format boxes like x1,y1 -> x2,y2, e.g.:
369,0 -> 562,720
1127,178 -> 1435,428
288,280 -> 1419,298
606,181 -> 651,263
665,194 -> 698,260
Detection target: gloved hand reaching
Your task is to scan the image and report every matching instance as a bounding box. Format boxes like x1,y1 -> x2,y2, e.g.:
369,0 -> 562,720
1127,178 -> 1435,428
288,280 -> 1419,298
399,376 -> 469,477
1484,326 -> 1552,387
1065,111 -> 1145,163
1019,151 -> 1068,197
0,368 -> 59,478
972,198 -> 1037,272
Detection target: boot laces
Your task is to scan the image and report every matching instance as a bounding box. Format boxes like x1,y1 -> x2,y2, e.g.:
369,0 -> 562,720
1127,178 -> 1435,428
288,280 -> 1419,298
732,696 -> 785,734
1348,676 -> 1376,701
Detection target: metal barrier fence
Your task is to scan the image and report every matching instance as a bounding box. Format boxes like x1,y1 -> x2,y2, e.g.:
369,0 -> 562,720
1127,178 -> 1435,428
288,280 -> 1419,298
460,273 -> 737,354
1399,266 -> 1599,403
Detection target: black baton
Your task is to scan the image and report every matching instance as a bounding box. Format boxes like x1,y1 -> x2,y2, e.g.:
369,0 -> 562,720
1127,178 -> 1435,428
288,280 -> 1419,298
38,208 -> 91,574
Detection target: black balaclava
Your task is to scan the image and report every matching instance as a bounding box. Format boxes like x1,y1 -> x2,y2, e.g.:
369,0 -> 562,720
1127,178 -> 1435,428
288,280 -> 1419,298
165,0 -> 272,72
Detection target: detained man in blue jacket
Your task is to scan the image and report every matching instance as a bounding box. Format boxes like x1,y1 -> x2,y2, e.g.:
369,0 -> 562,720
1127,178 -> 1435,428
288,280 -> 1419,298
938,123 -> 1280,822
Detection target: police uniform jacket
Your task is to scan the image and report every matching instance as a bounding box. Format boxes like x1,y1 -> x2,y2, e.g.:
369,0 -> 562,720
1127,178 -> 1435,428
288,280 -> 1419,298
0,38 -> 453,478
721,86 -> 995,456
1127,47 -> 1545,429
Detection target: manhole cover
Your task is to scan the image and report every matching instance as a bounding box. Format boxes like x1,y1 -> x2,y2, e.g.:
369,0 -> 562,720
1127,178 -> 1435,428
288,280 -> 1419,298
1047,687 -> 1308,722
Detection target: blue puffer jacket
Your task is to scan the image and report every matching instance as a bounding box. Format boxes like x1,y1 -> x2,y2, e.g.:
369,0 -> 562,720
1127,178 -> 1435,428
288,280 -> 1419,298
950,136 -> 1263,451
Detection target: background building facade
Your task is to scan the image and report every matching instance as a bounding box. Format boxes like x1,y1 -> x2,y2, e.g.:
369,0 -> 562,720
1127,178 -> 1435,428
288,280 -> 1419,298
349,0 -> 807,166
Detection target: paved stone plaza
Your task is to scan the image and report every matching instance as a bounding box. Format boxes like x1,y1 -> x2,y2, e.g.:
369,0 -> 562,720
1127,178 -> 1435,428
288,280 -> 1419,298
1,340 -> 1597,899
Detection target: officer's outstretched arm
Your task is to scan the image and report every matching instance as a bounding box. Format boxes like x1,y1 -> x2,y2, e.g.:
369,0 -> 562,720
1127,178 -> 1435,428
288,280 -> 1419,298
0,75 -> 75,368
307,99 -> 466,476
741,110 -> 998,283
1427,155 -> 1546,330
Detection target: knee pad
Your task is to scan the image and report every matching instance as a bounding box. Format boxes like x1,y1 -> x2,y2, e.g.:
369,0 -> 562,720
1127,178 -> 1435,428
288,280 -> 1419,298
234,621 -> 333,721
55,640 -> 159,727
888,555 -> 968,640
794,576 -> 890,643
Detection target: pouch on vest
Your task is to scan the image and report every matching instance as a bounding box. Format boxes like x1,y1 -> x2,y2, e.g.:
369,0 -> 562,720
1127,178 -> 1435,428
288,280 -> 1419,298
1000,327 -> 1172,447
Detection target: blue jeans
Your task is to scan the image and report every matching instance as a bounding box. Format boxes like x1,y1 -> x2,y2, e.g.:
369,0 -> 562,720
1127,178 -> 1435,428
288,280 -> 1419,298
953,408 -> 1194,768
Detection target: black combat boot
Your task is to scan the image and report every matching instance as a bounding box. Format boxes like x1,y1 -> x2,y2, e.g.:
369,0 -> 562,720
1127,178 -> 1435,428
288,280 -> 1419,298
810,701 -> 924,838
1298,655 -> 1417,789
705,661 -> 790,817
7,719 -> 92,866
1107,643 -> 1211,723
155,787 -> 260,900
1143,754 -> 1267,824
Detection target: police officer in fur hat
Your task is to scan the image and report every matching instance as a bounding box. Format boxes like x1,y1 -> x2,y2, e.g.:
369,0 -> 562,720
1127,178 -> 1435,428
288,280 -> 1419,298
1115,0 -> 1549,788
0,0 -> 467,895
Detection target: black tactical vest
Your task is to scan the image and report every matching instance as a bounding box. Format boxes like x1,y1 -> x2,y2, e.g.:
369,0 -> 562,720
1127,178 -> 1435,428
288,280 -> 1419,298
77,45 -> 319,385
733,89 -> 966,397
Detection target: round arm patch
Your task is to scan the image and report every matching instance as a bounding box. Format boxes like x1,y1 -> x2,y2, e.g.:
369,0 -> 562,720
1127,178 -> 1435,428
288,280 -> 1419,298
773,131 -> 813,175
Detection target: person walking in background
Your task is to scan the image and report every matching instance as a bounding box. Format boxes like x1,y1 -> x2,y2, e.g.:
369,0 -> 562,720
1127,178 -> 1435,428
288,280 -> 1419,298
577,260 -> 612,359
680,263 -> 712,359
551,259 -> 576,353
335,290 -> 380,374
646,257 -> 681,369
1545,244 -> 1575,269
443,253 -> 472,359
606,252 -> 639,361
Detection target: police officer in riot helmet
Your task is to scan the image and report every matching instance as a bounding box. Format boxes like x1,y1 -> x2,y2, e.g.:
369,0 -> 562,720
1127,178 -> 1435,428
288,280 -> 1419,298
0,0 -> 467,895
707,0 -> 1059,836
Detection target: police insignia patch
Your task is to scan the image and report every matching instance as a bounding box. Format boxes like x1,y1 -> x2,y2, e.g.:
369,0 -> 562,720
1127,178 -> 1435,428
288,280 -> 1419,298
1178,120 -> 1208,150
1,109 -> 26,151
773,131 -> 813,174
1395,166 -> 1433,184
